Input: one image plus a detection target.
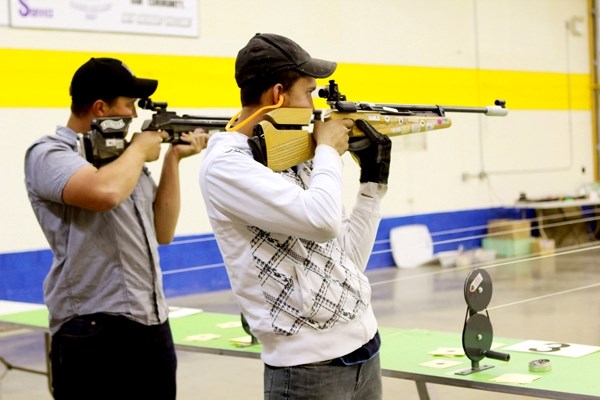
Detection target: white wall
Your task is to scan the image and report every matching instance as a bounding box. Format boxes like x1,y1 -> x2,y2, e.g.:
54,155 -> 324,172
0,0 -> 593,252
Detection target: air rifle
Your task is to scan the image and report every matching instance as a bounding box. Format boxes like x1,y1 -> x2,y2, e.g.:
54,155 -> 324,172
138,99 -> 230,144
248,80 -> 508,172
76,102 -> 231,167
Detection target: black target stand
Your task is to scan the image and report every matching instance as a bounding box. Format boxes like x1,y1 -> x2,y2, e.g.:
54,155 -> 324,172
455,268 -> 510,375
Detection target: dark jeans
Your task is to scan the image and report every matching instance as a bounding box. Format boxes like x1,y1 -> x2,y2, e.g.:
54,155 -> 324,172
264,353 -> 382,400
50,313 -> 177,400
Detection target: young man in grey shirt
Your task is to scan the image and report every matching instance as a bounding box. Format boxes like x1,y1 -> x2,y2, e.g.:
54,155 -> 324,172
24,57 -> 208,400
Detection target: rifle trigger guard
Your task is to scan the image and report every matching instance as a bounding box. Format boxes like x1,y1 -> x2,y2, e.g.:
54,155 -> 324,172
348,137 -> 371,152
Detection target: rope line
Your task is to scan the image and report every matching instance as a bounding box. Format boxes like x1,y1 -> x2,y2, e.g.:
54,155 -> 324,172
164,212 -> 600,312
377,209 -> 600,247
487,282 -> 600,311
372,242 -> 600,285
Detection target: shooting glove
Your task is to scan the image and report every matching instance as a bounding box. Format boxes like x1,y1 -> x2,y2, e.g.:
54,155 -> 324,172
350,119 -> 392,185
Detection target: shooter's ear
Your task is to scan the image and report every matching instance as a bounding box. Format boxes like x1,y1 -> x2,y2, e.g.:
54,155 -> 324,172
91,99 -> 108,117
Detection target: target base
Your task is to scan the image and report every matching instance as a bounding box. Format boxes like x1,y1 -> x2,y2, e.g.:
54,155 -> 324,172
455,362 -> 494,376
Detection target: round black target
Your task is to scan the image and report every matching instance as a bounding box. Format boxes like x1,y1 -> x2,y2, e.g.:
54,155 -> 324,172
462,313 -> 494,362
463,268 -> 493,311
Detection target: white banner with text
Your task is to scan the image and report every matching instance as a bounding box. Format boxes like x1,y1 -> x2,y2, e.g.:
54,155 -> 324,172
0,0 -> 9,26
9,0 -> 198,37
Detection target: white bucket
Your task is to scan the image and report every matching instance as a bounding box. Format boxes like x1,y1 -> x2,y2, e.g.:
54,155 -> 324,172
390,224 -> 434,268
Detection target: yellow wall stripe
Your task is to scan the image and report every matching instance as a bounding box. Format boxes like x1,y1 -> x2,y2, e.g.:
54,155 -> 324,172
0,48 -> 591,111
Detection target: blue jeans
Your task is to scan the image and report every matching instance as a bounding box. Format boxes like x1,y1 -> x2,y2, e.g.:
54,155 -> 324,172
50,313 -> 177,400
264,353 -> 382,400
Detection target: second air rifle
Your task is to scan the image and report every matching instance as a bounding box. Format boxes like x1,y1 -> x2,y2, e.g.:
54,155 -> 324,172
248,80 -> 508,172
138,99 -> 230,144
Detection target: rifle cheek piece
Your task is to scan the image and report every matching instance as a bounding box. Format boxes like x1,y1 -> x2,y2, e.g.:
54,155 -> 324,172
77,117 -> 132,167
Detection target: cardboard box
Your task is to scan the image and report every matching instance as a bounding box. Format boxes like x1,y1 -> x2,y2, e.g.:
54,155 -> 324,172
529,238 -> 556,278
482,237 -> 532,257
487,219 -> 531,239
531,238 -> 556,255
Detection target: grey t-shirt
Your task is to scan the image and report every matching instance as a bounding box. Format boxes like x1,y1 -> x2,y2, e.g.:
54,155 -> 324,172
24,126 -> 168,334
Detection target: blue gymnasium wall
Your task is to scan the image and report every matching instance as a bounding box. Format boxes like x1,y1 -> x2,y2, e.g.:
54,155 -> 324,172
0,207 -> 524,304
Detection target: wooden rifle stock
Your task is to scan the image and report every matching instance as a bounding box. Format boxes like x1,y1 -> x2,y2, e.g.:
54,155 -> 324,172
324,109 -> 452,136
253,108 -> 453,172
252,108 -> 315,172
252,80 -> 507,172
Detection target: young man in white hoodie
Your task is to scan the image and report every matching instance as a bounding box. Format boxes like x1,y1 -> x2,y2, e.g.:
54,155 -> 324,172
199,33 -> 391,400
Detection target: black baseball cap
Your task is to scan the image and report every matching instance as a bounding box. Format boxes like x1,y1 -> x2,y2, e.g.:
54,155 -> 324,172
70,57 -> 158,104
235,33 -> 337,88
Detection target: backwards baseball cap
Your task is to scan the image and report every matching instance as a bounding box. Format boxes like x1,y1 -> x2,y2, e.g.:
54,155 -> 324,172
70,57 -> 158,104
235,33 -> 337,88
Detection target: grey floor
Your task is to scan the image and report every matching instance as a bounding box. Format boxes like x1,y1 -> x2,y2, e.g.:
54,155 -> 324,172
1,241 -> 600,399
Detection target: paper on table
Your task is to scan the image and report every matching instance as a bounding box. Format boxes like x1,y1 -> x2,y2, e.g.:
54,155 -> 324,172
490,373 -> 541,384
183,333 -> 220,342
217,321 -> 242,329
428,342 -> 505,357
420,359 -> 463,369
168,306 -> 203,318
229,336 -> 253,347
503,340 -> 600,358
428,347 -> 464,357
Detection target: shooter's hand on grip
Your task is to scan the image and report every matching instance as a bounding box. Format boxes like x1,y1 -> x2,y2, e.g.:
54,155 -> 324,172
312,118 -> 352,156
128,130 -> 167,162
168,128 -> 209,160
351,119 -> 392,185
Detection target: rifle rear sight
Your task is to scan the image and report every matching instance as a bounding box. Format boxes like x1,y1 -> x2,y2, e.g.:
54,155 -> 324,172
318,79 -> 346,103
138,98 -> 169,112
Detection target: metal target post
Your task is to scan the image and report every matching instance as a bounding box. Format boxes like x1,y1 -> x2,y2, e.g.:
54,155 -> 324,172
456,268 -> 510,375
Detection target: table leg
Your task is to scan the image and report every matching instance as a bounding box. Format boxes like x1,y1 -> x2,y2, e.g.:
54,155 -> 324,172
44,333 -> 53,395
535,210 -> 548,240
0,332 -> 52,396
415,381 -> 432,400
0,356 -> 47,375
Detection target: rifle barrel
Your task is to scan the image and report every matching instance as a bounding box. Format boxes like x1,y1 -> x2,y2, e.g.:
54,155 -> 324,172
378,102 -> 508,117
170,117 -> 229,127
